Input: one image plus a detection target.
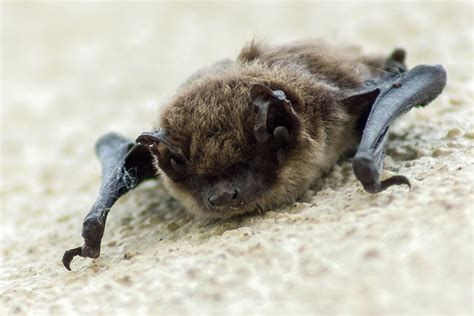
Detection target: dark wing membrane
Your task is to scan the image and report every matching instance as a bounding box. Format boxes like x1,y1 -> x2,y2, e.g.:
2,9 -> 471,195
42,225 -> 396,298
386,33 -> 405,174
341,54 -> 447,193
62,133 -> 156,270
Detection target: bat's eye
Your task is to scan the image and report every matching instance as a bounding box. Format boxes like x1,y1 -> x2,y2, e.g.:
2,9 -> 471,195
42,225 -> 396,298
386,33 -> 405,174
159,153 -> 187,182
153,149 -> 187,182
272,126 -> 290,146
170,156 -> 186,173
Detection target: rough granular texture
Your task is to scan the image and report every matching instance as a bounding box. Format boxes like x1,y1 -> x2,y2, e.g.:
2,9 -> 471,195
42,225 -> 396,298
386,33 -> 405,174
1,2 -> 472,315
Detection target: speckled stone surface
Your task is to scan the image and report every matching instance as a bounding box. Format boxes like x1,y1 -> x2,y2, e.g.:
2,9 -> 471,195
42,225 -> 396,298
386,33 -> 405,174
1,2 -> 472,315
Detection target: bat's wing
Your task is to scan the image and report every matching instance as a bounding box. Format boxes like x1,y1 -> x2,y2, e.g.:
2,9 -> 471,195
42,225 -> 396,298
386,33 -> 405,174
62,133 -> 156,271
342,56 -> 447,193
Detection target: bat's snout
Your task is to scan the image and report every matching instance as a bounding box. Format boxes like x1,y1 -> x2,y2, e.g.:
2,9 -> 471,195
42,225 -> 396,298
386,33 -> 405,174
207,180 -> 240,208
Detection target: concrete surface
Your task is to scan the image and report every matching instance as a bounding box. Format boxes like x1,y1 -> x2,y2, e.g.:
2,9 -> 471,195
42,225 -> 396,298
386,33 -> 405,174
1,2 -> 473,315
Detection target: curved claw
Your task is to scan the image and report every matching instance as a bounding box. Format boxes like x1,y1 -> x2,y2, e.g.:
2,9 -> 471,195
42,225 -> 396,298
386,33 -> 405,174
379,175 -> 411,192
353,157 -> 411,193
62,242 -> 101,271
62,247 -> 82,271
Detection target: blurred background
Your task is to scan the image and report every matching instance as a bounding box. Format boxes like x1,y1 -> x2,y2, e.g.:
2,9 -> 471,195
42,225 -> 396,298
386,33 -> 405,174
1,1 -> 472,314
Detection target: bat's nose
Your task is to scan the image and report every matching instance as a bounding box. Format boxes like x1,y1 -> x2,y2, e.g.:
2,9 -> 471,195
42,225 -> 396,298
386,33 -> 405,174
208,185 -> 239,207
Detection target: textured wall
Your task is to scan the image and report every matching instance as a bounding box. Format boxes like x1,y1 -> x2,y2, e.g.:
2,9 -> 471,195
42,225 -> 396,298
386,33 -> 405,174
1,2 -> 473,315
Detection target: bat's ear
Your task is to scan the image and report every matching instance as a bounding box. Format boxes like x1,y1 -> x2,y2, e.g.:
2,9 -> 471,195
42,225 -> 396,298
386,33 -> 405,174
250,83 -> 301,148
136,129 -> 168,146
136,129 -> 188,181
136,129 -> 184,157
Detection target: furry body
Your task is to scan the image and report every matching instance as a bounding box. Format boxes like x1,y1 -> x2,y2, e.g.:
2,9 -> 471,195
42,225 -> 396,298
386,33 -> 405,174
155,41 -> 388,218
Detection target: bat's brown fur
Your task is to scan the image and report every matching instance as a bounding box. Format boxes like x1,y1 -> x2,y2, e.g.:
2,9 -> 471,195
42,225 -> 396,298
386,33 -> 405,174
154,40 -> 388,218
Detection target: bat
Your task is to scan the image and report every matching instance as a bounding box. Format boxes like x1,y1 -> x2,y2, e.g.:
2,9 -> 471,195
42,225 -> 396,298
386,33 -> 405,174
62,41 -> 447,270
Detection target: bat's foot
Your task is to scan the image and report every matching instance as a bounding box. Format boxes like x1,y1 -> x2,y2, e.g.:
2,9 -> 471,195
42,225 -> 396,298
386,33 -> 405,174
353,157 -> 411,193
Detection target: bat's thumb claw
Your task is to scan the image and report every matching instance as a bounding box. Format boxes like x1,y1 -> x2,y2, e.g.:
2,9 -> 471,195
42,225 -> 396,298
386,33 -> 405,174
353,157 -> 412,193
62,247 -> 82,271
380,175 -> 411,192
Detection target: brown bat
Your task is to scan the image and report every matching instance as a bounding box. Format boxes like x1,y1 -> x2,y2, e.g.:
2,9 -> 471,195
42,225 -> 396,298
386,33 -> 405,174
62,40 -> 447,270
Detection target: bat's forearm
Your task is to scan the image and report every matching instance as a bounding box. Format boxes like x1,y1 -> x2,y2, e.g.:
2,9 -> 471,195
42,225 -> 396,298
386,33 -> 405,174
62,133 -> 156,271
353,64 -> 447,193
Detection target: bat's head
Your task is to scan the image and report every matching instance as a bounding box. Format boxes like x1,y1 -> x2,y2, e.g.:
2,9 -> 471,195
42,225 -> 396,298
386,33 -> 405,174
137,67 -> 342,218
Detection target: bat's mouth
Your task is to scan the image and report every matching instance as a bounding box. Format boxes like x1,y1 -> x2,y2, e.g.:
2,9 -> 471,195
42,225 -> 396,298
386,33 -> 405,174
205,199 -> 248,212
199,189 -> 269,218
202,202 -> 262,218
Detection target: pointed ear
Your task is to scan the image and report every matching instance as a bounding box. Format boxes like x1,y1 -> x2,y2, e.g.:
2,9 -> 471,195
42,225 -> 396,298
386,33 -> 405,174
136,128 -> 167,147
136,129 -> 184,158
136,129 -> 188,181
250,83 -> 300,147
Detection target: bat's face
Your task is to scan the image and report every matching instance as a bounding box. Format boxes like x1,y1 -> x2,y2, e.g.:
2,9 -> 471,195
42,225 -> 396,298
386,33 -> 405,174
139,71 -> 328,218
